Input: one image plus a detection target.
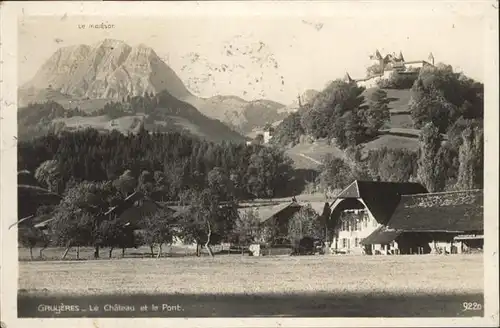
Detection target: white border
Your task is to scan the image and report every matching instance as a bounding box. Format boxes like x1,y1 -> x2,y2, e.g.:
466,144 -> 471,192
1,1 -> 498,327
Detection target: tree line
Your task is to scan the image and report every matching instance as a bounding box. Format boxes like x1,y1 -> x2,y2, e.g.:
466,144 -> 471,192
19,127 -> 294,201
19,167 -> 330,260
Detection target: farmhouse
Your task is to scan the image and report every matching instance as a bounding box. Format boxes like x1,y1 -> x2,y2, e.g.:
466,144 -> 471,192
329,180 -> 428,254
328,180 -> 484,255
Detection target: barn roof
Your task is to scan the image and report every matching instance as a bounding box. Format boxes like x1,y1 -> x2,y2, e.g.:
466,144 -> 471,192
332,180 -> 428,224
104,191 -> 145,217
386,190 -> 483,232
238,202 -> 301,223
336,180 -> 427,199
360,226 -> 402,245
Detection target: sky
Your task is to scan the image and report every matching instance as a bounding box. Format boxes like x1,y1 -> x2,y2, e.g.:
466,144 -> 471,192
18,9 -> 487,104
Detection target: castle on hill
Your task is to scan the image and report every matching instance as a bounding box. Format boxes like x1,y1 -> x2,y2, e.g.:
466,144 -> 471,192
344,50 -> 435,88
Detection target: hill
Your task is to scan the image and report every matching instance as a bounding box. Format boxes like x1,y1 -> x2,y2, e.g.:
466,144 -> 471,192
272,85 -> 423,170
18,91 -> 246,143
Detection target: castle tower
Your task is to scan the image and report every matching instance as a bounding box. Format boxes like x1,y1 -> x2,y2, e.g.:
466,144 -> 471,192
428,52 -> 435,65
297,93 -> 302,109
369,49 -> 385,74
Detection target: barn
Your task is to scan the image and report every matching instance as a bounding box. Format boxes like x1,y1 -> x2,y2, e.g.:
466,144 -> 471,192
365,189 -> 484,254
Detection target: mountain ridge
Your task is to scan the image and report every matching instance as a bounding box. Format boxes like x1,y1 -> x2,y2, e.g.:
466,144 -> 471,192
20,39 -> 192,103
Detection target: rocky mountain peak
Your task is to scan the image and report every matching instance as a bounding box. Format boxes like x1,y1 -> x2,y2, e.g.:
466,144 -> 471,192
21,39 -> 191,101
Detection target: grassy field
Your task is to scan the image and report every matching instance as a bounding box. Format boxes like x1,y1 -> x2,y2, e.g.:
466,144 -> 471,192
18,254 -> 484,317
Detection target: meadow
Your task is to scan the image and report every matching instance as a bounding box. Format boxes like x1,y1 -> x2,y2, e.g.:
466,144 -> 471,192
18,253 -> 484,317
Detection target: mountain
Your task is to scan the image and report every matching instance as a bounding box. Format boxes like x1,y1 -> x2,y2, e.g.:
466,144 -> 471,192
18,39 -> 248,142
187,95 -> 286,135
19,38 -> 289,134
20,39 -> 192,105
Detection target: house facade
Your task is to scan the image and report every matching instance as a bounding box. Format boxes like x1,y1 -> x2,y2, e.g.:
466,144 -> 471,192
334,208 -> 381,254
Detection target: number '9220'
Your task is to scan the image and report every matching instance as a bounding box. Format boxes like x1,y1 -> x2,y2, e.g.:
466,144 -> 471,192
463,302 -> 482,311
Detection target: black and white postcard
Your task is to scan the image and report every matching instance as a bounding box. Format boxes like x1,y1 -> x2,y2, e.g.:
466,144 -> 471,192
1,1 -> 498,327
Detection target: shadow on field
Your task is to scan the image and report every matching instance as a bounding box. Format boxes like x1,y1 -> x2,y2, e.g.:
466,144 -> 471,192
18,291 -> 484,317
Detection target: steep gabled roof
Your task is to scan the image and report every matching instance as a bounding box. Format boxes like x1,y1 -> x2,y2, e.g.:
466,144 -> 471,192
386,190 -> 483,232
334,180 -> 428,224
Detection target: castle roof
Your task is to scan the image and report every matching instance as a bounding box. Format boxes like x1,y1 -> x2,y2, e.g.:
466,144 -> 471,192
398,51 -> 405,61
369,49 -> 383,60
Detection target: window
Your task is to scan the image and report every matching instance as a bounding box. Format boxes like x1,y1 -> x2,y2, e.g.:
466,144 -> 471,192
354,238 -> 359,247
342,238 -> 347,248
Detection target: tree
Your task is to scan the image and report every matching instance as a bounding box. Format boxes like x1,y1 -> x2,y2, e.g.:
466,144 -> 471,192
253,134 -> 264,145
417,122 -> 445,192
232,208 -> 261,247
300,80 -> 366,143
113,169 -> 137,197
177,185 -> 238,257
456,126 -> 483,190
409,65 -> 483,133
318,154 -> 354,191
269,112 -> 305,147
18,227 -> 51,260
287,205 -> 322,253
409,87 -> 457,133
141,207 -> 177,258
364,88 -> 390,134
98,217 -> 136,258
245,147 -> 294,198
367,148 -> 418,182
50,181 -> 121,259
152,170 -> 169,201
34,159 -> 62,193
137,170 -> 154,196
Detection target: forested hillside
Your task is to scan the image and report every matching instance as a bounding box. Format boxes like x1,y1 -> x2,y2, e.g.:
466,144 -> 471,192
18,128 -> 295,202
272,63 -> 484,193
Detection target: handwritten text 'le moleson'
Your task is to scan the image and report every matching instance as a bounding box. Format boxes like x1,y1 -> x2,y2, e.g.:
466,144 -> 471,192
78,23 -> 115,29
